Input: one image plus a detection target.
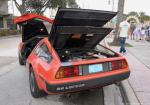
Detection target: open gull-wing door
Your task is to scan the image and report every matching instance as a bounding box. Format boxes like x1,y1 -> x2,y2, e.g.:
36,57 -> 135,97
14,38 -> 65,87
49,8 -> 117,50
14,14 -> 53,42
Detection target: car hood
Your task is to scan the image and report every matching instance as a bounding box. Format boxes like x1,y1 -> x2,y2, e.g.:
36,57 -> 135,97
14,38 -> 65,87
50,8 -> 117,50
14,14 -> 53,42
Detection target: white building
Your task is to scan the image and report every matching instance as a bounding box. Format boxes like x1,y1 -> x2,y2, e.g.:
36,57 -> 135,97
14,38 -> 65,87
0,0 -> 9,29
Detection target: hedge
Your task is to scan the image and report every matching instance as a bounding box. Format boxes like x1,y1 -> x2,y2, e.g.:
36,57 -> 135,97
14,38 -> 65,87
0,29 -> 20,36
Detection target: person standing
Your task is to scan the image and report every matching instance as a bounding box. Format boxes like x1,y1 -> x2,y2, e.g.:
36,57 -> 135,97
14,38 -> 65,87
118,20 -> 130,55
133,25 -> 141,41
140,27 -> 145,40
130,22 -> 136,40
147,26 -> 150,41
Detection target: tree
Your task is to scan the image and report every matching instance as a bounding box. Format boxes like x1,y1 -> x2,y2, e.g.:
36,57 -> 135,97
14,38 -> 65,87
49,0 -> 78,8
127,11 -> 139,17
116,0 -> 125,29
139,12 -> 150,22
127,11 -> 150,22
67,0 -> 78,8
13,0 -> 78,15
13,0 -> 26,14
112,0 -> 125,45
13,0 -> 50,14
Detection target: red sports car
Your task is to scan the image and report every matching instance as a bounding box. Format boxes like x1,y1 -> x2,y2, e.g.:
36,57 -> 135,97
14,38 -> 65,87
14,8 -> 130,98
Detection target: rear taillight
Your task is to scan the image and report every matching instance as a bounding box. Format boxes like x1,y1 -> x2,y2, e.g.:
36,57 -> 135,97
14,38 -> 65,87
111,60 -> 128,70
56,66 -> 79,79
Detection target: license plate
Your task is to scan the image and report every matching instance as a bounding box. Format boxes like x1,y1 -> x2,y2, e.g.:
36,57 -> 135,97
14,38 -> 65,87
89,64 -> 103,73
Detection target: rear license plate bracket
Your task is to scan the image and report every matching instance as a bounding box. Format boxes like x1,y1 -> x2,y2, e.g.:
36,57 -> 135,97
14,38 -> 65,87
89,64 -> 103,74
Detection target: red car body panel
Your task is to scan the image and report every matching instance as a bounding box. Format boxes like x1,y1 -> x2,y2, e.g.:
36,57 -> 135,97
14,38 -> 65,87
26,38 -> 129,94
26,38 -> 61,89
14,8 -> 130,95
14,13 -> 53,24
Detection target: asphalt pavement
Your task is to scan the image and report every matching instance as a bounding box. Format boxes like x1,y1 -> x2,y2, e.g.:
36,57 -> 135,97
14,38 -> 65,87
0,37 -> 19,57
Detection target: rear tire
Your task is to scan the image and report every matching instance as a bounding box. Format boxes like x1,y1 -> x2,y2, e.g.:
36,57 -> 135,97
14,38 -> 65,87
29,68 -> 47,98
18,53 -> 24,65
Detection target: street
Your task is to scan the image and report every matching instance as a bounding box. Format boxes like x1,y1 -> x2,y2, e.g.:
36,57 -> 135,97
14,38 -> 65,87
0,36 -> 124,105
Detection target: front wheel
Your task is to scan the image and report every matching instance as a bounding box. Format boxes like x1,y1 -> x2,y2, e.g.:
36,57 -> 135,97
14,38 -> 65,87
29,68 -> 47,98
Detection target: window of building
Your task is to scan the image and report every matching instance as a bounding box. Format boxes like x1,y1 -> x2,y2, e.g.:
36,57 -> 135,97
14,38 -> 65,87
0,17 -> 4,28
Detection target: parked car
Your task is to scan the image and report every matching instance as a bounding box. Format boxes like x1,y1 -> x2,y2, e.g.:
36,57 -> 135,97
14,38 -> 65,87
14,8 -> 130,98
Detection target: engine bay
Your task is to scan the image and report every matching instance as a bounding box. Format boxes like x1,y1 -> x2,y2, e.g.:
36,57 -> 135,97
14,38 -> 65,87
57,44 -> 118,62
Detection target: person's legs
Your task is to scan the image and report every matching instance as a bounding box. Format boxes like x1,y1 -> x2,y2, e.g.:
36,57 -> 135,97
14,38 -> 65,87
130,33 -> 132,40
122,37 -> 126,53
148,34 -> 150,41
120,37 -> 123,53
148,31 -> 150,41
131,31 -> 133,40
120,37 -> 126,53
140,34 -> 142,40
136,34 -> 139,41
142,34 -> 145,40
133,33 -> 135,40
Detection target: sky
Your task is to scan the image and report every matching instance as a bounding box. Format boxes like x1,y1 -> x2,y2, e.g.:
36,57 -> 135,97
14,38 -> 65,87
77,0 -> 150,15
8,0 -> 150,16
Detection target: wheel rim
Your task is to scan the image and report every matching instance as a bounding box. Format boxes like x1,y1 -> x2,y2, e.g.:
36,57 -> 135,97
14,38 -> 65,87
30,72 -> 35,93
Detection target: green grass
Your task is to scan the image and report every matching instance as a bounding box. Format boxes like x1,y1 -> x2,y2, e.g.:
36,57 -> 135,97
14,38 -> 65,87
108,42 -> 133,47
0,29 -> 20,36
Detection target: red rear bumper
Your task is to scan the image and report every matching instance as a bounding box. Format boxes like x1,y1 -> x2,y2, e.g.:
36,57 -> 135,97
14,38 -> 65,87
45,71 -> 130,94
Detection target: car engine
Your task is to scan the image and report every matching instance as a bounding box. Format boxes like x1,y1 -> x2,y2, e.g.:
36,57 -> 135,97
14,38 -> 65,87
57,46 -> 116,62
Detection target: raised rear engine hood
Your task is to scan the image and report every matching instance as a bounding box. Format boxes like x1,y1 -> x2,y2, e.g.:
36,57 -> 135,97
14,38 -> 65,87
50,8 -> 117,50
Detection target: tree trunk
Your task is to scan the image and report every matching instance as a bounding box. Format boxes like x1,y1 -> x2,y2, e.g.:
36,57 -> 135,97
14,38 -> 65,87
112,0 -> 125,45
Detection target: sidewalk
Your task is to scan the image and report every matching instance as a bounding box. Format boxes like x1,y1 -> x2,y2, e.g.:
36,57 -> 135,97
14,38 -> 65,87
109,38 -> 150,105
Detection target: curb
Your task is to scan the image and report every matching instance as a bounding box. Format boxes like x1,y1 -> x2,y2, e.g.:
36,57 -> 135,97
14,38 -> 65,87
120,80 -> 140,105
104,84 -> 124,105
0,35 -> 20,39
